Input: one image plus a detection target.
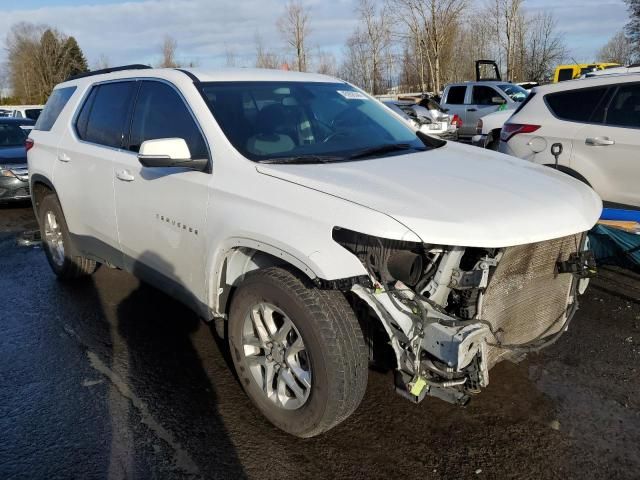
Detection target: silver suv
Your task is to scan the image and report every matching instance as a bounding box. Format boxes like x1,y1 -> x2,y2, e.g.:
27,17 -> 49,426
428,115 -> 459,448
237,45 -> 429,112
440,81 -> 528,139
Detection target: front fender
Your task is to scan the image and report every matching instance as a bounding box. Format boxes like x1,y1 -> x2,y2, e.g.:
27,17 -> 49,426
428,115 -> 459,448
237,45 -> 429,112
206,236 -> 369,315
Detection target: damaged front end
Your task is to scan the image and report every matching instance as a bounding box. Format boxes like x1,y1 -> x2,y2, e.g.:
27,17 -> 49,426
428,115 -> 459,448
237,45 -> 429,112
333,227 -> 595,405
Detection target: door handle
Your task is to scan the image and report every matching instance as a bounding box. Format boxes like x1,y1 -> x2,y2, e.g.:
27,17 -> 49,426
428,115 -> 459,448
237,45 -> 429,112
115,169 -> 135,182
466,108 -> 477,112
585,137 -> 615,146
58,152 -> 71,163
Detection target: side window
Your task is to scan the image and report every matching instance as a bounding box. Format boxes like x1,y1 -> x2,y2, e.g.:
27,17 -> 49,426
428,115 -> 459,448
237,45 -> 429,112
75,87 -> 98,140
128,81 -> 208,160
445,86 -> 466,105
35,86 -> 77,131
605,84 -> 640,128
545,87 -> 609,123
557,68 -> 574,82
25,109 -> 41,121
78,81 -> 135,148
472,86 -> 503,106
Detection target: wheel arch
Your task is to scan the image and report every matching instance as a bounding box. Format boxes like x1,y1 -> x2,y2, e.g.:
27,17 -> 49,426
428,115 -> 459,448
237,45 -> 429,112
30,174 -> 57,212
211,240 -> 318,318
543,164 -> 592,187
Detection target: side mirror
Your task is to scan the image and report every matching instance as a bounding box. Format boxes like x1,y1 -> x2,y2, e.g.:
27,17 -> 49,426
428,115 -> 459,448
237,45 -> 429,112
492,96 -> 507,105
137,138 -> 207,170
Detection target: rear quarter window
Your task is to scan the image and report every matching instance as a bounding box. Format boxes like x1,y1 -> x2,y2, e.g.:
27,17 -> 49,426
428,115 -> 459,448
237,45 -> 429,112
544,87 -> 609,123
34,86 -> 76,131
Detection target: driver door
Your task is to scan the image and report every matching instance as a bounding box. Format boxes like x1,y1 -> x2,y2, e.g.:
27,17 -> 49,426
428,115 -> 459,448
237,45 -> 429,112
113,80 -> 211,305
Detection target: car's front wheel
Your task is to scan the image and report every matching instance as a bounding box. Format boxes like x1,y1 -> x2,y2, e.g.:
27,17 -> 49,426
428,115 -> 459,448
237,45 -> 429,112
38,194 -> 97,279
228,267 -> 368,437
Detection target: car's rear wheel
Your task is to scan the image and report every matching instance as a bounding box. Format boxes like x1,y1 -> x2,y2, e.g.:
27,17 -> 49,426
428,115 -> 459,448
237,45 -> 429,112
38,194 -> 97,279
487,132 -> 500,150
228,267 -> 368,437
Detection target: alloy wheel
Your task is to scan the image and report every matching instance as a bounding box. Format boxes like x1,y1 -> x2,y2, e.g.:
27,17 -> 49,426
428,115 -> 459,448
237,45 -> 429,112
242,302 -> 312,410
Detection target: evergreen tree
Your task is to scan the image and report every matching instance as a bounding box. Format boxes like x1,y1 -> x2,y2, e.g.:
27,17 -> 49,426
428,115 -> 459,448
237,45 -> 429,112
625,0 -> 640,59
63,37 -> 89,77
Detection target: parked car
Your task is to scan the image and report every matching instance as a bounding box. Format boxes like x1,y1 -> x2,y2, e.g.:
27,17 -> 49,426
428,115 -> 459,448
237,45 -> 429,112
0,118 -> 32,202
30,65 -> 600,437
382,100 -> 422,127
384,100 -> 457,140
406,102 -> 458,140
440,81 -> 528,140
1,105 -> 44,121
499,73 -> 640,209
584,64 -> 640,78
553,63 -> 619,82
472,109 -> 513,149
517,82 -> 539,90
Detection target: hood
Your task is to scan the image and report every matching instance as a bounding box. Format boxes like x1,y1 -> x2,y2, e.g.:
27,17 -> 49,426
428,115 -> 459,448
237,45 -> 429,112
256,142 -> 602,248
0,146 -> 27,165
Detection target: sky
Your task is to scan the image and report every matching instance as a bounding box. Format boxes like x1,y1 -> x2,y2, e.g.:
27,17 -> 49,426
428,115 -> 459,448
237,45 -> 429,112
0,0 -> 631,71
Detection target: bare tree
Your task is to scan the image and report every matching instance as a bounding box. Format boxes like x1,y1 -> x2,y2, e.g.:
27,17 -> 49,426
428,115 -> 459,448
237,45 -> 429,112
94,54 -> 110,70
490,0 -> 525,81
277,1 -> 311,72
341,29 -> 374,90
254,33 -> 282,69
159,35 -> 180,68
597,30 -> 635,65
389,0 -> 467,93
524,12 -> 566,82
315,50 -> 338,76
224,45 -> 238,67
349,0 -> 393,94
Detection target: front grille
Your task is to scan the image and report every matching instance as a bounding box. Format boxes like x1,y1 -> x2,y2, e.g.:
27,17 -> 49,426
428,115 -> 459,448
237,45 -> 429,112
480,234 -> 583,367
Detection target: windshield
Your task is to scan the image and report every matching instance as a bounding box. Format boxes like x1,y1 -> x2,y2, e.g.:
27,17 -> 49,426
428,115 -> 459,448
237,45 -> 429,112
497,84 -> 528,103
200,81 -> 426,162
0,123 -> 27,147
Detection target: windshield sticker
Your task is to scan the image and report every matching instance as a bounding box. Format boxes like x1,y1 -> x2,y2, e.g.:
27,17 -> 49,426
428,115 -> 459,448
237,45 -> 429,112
337,90 -> 368,100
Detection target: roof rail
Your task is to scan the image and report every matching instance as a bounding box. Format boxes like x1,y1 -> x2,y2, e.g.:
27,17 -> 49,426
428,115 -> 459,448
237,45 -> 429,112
66,64 -> 152,81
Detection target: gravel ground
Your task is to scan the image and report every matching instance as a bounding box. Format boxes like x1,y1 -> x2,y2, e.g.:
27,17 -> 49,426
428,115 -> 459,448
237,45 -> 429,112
1,203 -> 639,480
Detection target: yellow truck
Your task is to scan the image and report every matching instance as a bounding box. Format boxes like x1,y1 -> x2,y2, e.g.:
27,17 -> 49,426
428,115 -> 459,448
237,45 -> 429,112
553,63 -> 620,82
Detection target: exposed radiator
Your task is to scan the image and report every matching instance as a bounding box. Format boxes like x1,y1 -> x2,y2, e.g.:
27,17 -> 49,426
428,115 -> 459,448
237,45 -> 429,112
480,233 -> 583,367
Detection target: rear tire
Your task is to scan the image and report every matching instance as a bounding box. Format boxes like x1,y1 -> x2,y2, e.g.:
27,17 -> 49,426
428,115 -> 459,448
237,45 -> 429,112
38,194 -> 97,279
228,267 -> 368,437
487,132 -> 500,151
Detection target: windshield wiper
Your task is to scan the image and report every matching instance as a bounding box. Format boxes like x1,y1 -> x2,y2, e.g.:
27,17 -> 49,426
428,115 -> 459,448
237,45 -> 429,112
349,143 -> 423,160
258,155 -> 344,165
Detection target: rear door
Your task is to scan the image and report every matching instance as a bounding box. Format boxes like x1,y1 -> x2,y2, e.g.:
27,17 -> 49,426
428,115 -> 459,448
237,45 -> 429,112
113,80 -> 211,305
54,80 -> 136,264
571,82 -> 640,207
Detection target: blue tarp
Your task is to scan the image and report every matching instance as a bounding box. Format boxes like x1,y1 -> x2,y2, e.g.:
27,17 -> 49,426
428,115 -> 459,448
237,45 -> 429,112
600,208 -> 640,222
589,224 -> 640,271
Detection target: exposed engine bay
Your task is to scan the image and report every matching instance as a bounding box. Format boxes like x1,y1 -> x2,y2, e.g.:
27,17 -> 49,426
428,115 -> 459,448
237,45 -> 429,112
333,227 -> 596,405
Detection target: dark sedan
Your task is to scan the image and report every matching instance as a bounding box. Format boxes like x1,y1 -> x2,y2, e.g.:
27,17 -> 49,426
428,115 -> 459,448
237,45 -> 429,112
0,118 -> 33,202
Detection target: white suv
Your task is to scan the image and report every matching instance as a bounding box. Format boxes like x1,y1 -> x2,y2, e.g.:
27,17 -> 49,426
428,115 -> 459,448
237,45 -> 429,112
500,74 -> 640,209
29,66 -> 601,437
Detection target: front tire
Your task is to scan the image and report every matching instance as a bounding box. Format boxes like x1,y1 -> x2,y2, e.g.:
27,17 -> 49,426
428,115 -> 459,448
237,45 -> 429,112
228,267 -> 368,437
38,194 -> 97,279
